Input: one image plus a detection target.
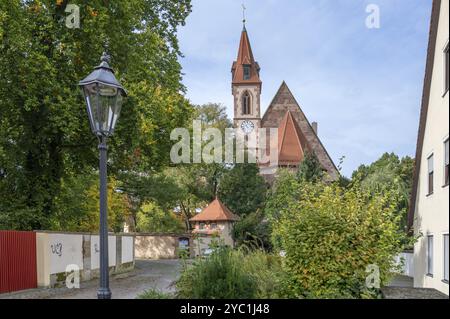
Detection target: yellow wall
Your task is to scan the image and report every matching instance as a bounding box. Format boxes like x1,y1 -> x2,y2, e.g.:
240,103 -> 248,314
135,235 -> 178,259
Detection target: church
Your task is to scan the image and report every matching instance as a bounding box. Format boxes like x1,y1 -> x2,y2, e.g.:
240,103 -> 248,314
231,23 -> 338,181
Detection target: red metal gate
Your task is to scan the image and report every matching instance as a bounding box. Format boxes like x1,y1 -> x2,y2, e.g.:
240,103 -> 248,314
0,231 -> 37,294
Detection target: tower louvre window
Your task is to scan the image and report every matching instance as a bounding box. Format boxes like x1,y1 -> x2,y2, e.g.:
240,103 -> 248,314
242,92 -> 251,115
243,65 -> 251,80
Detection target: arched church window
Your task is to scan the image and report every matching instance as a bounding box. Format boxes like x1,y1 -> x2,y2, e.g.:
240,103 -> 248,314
242,92 -> 251,115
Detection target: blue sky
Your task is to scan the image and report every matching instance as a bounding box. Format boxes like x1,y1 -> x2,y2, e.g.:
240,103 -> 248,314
177,0 -> 432,177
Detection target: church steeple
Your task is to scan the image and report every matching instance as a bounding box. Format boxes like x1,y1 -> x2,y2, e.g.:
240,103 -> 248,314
232,22 -> 262,137
231,27 -> 261,85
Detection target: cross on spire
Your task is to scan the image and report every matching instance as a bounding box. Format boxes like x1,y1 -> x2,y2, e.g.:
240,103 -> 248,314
242,3 -> 246,30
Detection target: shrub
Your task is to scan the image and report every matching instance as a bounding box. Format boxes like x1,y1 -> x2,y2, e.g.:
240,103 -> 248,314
176,246 -> 284,299
232,211 -> 272,251
272,181 -> 412,299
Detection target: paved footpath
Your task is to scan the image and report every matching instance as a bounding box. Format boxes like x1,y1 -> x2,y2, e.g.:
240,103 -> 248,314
0,259 -> 182,299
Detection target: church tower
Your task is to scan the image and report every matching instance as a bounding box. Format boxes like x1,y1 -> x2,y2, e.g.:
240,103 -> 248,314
232,23 -> 262,136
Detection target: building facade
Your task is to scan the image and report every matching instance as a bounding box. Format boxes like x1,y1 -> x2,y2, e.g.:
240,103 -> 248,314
231,24 -> 338,182
189,198 -> 239,256
409,0 -> 449,295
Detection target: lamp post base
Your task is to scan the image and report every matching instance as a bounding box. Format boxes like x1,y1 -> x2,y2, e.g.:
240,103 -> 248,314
97,288 -> 112,299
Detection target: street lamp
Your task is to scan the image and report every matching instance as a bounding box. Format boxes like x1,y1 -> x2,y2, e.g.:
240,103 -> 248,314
79,52 -> 127,299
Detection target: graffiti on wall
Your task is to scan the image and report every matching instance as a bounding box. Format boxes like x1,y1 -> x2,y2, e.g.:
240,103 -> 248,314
51,243 -> 63,257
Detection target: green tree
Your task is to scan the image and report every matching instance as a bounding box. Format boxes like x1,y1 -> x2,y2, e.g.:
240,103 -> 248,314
265,169 -> 300,222
216,163 -> 268,250
296,151 -> 324,182
136,201 -> 184,234
47,173 -> 130,232
118,171 -> 183,231
0,0 -> 192,230
218,163 -> 267,216
272,180 -> 412,299
167,103 -> 233,229
232,210 -> 272,251
351,153 -> 414,231
194,103 -> 232,132
168,164 -> 217,230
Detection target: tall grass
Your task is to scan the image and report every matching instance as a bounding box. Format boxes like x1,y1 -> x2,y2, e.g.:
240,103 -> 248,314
176,246 -> 285,299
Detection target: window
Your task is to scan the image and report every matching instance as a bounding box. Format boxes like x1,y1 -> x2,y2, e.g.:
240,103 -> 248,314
427,235 -> 434,276
445,139 -> 449,186
199,223 -> 206,230
210,223 -> 217,230
444,234 -> 449,283
428,154 -> 434,195
243,65 -> 251,80
242,92 -> 251,115
445,43 -> 449,95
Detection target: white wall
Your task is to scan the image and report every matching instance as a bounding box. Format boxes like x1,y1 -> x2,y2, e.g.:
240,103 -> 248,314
36,232 -> 135,288
48,233 -> 83,274
395,252 -> 415,278
413,0 -> 449,296
121,236 -> 134,263
90,235 -> 117,269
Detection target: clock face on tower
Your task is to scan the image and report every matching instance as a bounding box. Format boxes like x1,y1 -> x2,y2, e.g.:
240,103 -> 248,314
241,120 -> 255,134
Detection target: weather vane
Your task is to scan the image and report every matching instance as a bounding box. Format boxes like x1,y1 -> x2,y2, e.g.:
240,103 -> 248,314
242,3 -> 246,26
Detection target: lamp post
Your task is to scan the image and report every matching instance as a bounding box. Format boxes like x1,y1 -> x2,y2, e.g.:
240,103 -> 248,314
79,52 -> 127,299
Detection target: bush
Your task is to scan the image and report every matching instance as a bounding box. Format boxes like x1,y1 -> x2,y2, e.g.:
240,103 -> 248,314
232,211 -> 272,251
272,181 -> 412,299
176,246 -> 284,299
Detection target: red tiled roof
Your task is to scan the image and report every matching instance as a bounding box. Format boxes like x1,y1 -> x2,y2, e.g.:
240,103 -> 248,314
189,198 -> 240,222
231,28 -> 261,85
260,82 -> 339,180
278,110 -> 310,165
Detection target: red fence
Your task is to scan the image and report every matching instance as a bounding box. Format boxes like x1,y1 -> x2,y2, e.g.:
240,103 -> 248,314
0,231 -> 37,294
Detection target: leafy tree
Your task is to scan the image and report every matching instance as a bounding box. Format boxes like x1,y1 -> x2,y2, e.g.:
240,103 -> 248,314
194,103 -> 232,132
296,151 -> 324,182
77,176 -> 130,233
218,163 -> 267,216
136,201 -> 184,234
47,173 -> 130,232
272,180 -> 413,299
265,169 -> 300,222
167,103 -> 233,229
232,210 -> 272,251
168,164 -> 216,230
351,153 -> 414,231
118,171 -> 183,231
0,0 -> 192,229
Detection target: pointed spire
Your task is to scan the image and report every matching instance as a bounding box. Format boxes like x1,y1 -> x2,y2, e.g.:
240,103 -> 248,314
231,23 -> 261,85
